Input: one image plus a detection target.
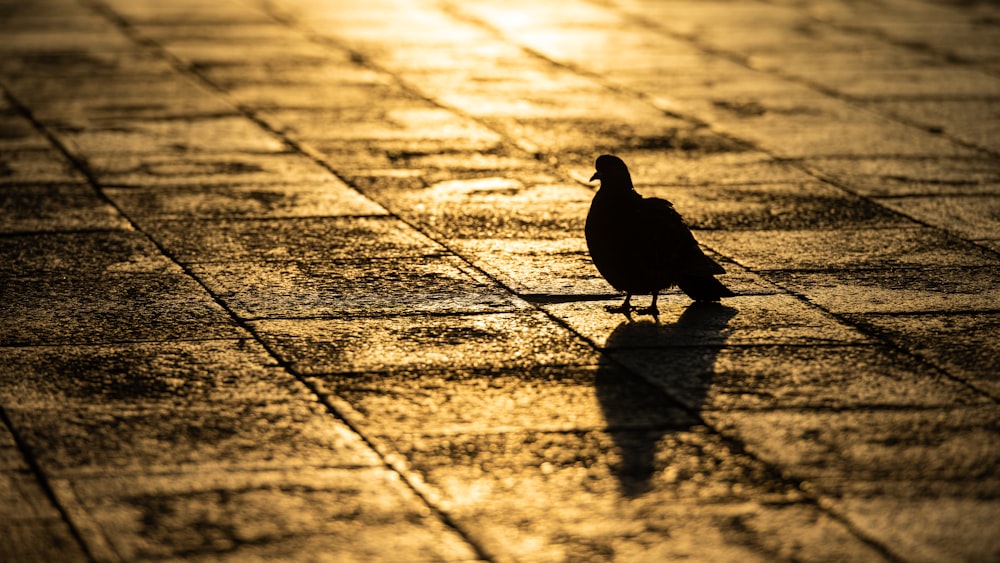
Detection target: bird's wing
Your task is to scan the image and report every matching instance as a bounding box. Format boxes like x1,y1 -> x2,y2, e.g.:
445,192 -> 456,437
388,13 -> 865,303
639,197 -> 726,276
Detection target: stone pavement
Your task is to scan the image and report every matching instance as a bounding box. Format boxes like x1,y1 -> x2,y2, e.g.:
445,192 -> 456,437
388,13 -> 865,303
1,0 -> 999,560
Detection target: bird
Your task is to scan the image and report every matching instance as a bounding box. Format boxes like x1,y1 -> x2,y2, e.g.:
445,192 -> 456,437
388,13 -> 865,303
585,154 -> 735,317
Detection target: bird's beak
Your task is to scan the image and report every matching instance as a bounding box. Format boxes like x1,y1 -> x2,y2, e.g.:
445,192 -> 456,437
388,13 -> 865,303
589,172 -> 600,182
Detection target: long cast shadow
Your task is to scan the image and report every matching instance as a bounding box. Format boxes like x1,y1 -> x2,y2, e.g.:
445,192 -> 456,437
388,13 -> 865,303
596,302 -> 738,496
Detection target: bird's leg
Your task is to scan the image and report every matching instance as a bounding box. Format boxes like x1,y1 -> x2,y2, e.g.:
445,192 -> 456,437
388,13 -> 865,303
637,292 -> 660,318
605,293 -> 634,318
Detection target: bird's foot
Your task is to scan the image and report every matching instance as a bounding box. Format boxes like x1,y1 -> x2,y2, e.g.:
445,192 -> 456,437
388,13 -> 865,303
604,304 -> 634,319
635,306 -> 659,319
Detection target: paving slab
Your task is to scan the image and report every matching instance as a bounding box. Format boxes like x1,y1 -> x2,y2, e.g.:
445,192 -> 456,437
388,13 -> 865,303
353,175 -> 592,241
546,295 -> 870,347
640,182 -> 910,230
699,227 -> 997,271
858,312 -> 1000,398
191,256 -> 523,319
874,194 -> 1000,242
53,116 -> 288,155
0,150 -> 86,184
873,99 -> 1000,153
0,273 -> 242,345
251,311 -> 599,375
778,266 -> 1000,314
447,237 -> 611,296
2,0 -> 999,559
308,364 -> 692,436
384,428 -> 887,561
143,216 -> 442,264
84,152 -> 336,186
0,339 -> 292,408
4,75 -> 237,121
802,156 -> 1000,197
0,520 -> 89,563
0,230 -> 176,276
612,345 -> 988,411
58,468 -> 478,561
105,181 -> 386,220
8,400 -> 379,476
582,151 -> 817,187
706,406 -> 1000,489
0,183 -> 130,233
706,406 -> 1000,561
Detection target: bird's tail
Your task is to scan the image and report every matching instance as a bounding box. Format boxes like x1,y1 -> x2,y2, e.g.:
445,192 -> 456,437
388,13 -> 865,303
677,275 -> 736,302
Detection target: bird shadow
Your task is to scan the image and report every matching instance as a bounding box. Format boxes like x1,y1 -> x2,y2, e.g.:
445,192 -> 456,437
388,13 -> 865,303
595,302 -> 738,497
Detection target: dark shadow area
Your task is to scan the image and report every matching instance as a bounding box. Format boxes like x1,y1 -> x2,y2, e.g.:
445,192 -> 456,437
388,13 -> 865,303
596,302 -> 738,496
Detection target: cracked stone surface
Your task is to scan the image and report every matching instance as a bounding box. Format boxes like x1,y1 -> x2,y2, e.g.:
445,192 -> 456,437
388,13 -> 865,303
1,0 -> 998,561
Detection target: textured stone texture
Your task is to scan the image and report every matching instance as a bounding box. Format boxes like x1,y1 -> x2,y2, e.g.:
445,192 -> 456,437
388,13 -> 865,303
1,0 -> 997,560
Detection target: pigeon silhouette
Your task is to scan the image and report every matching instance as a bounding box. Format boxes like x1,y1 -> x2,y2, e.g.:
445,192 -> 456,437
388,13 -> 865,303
585,154 -> 735,316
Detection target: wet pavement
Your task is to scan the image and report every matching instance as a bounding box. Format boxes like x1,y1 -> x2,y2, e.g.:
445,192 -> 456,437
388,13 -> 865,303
1,0 -> 999,561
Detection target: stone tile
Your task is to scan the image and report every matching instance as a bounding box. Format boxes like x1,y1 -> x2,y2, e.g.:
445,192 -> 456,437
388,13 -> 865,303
640,182 -> 910,230
0,272 -> 241,345
510,116 -> 736,158
807,66 -> 1000,99
4,75 -> 236,121
708,97 -> 974,158
152,34 -> 339,70
749,48 -> 940,80
0,339 -> 299,409
85,152 -> 335,186
0,520 -> 88,563
873,98 -> 1000,153
0,230 -> 176,276
698,227 -> 997,271
105,181 -> 386,223
106,181 -> 386,219
8,400 -> 379,475
707,408 -> 1000,562
0,29 -> 133,53
0,113 -> 50,151
385,429 -> 884,561
835,495 -> 1000,563
0,429 -> 25,473
263,106 -> 504,151
0,150 -> 85,184
434,71 -> 648,123
860,312 -> 1000,398
977,239 -> 1000,253
358,175 -> 591,241
0,184 -> 130,233
566,151 -> 817,187
192,256 -> 523,319
803,156 -> 1000,197
612,345 -> 987,411
779,267 -> 1000,314
211,77 -> 397,112
145,216 -> 441,263
308,364 -> 694,435
54,116 -> 287,155
100,0 -> 275,25
448,237 -> 608,296
251,311 -> 599,375
545,295 -> 869,347
0,472 -> 63,520
62,468 -> 477,561
0,50 -> 176,77
447,237 -> 773,298
874,194 -> 1000,242
705,407 -> 1000,488
0,5 -> 109,33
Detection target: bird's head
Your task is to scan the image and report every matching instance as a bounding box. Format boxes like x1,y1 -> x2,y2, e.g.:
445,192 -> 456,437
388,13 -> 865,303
589,154 -> 633,190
